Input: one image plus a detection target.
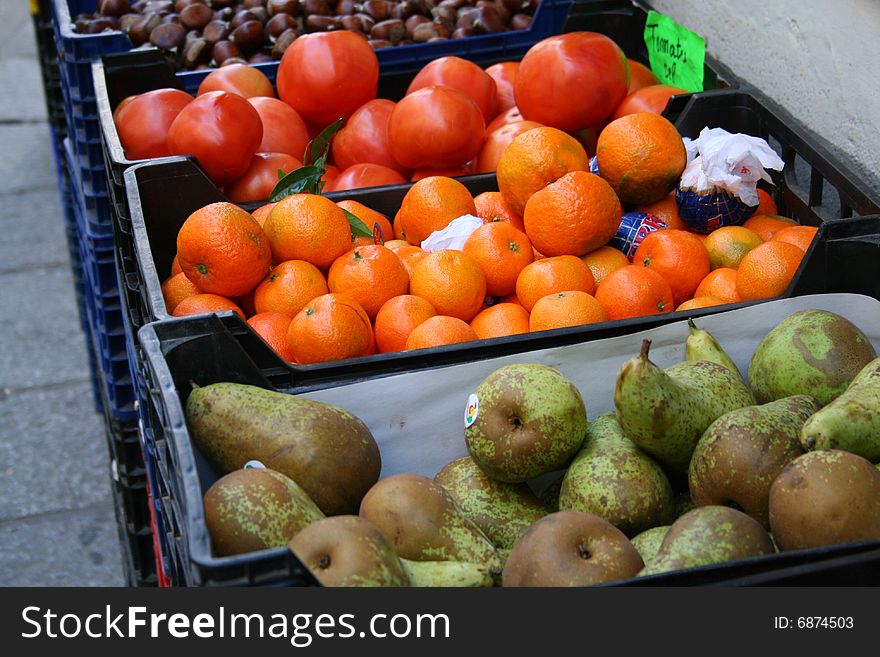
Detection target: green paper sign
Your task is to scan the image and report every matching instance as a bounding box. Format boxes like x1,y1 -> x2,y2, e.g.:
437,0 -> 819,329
643,10 -> 706,92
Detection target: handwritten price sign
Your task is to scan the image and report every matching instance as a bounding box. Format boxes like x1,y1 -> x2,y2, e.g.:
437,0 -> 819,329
643,11 -> 706,93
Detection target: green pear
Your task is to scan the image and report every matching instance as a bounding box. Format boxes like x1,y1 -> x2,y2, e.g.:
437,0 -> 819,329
630,525 -> 670,567
641,506 -> 775,576
359,474 -> 503,573
288,515 -> 409,587
685,319 -> 742,380
204,468 -> 325,556
186,383 -> 380,516
688,395 -> 819,528
435,456 -> 547,550
464,363 -> 587,483
558,413 -> 674,536
400,559 -> 494,587
614,340 -> 755,476
800,358 -> 880,462
749,310 -> 876,405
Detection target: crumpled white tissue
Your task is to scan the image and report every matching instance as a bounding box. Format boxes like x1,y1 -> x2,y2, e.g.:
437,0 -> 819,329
680,127 -> 784,206
420,214 -> 484,252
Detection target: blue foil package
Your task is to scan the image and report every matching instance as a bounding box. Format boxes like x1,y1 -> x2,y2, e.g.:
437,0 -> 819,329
608,211 -> 668,261
675,188 -> 758,234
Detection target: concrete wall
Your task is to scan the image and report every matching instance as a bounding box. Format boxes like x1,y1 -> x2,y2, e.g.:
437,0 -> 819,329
650,0 -> 880,203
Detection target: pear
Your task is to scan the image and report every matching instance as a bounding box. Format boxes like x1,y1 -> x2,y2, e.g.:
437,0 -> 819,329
688,395 -> 819,528
288,515 -> 409,587
400,559 -> 494,587
749,309 -> 876,405
614,340 -> 755,476
435,456 -> 547,550
800,358 -> 880,462
464,363 -> 588,483
359,474 -> 503,573
204,468 -> 325,556
685,319 -> 742,380
186,382 -> 381,516
630,525 -> 670,567
641,506 -> 775,576
503,511 -> 644,587
768,450 -> 880,551
558,413 -> 674,536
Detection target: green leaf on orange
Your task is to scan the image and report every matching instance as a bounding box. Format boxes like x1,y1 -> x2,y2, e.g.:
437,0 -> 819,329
342,208 -> 373,238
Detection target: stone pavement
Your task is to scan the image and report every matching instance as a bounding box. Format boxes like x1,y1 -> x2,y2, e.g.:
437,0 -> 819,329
0,1 -> 125,586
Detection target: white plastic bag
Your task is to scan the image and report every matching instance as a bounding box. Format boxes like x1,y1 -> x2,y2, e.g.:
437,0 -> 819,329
420,214 -> 484,252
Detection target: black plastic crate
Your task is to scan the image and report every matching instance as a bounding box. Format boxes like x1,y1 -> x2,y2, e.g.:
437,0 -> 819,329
137,278 -> 880,587
32,0 -> 67,138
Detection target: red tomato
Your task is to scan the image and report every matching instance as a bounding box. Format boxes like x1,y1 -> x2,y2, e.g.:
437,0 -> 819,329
485,106 -> 524,134
515,33 -> 630,131
611,84 -> 688,120
277,31 -> 379,126
112,94 -> 136,123
167,91 -> 263,186
407,56 -> 498,121
197,63 -> 274,99
484,62 -> 519,114
475,120 -> 543,173
324,163 -> 407,192
627,59 -> 660,94
248,97 -> 310,159
114,88 -> 193,160
389,86 -> 485,170
224,153 -> 303,203
331,99 -> 408,176
322,164 -> 340,189
410,165 -> 473,181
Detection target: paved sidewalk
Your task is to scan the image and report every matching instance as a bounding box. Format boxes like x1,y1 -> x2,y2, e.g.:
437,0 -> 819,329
0,2 -> 125,586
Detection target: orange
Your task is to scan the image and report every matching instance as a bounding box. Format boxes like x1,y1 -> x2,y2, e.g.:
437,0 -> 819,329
263,193 -> 353,269
463,221 -> 534,296
676,296 -> 727,311
392,209 -> 406,240
580,246 -> 630,287
287,293 -> 373,364
170,254 -> 182,276
410,250 -> 487,322
473,191 -> 525,232
633,229 -> 710,307
523,170 -> 622,257
251,202 -> 276,227
336,199 -> 394,244
636,192 -> 688,230
374,294 -> 437,354
594,265 -> 674,319
515,255 -> 596,312
596,112 -> 687,205
171,293 -> 245,320
742,214 -> 798,241
736,241 -> 804,301
176,201 -> 272,297
397,176 -> 476,246
253,259 -> 329,317
703,226 -> 763,270
405,315 -> 478,350
247,312 -> 296,362
694,267 -> 741,303
496,126 -> 589,216
771,225 -> 818,253
161,272 -> 201,314
351,234 -> 376,249
495,292 -> 523,306
327,245 -> 410,319
529,291 -> 608,332
384,239 -> 428,277
754,188 -> 777,217
469,303 -> 530,339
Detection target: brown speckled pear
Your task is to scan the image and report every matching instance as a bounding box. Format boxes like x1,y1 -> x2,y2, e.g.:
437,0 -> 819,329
359,474 -> 503,573
684,318 -> 742,380
614,340 -> 755,477
288,515 -> 409,587
186,382 -> 381,516
688,395 -> 819,529
435,456 -> 548,550
768,450 -> 880,551
630,525 -> 670,569
204,468 -> 325,557
558,412 -> 674,536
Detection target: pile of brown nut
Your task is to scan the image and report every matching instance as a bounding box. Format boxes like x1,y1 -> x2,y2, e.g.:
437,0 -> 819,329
74,0 -> 539,70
